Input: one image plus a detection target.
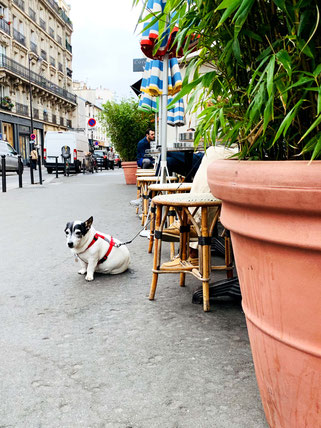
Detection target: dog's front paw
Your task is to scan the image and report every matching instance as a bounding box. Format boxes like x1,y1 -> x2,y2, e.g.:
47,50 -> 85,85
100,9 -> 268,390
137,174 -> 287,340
85,274 -> 94,282
78,268 -> 87,275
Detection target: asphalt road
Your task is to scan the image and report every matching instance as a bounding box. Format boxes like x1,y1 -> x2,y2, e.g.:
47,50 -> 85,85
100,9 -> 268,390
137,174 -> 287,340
0,169 -> 268,428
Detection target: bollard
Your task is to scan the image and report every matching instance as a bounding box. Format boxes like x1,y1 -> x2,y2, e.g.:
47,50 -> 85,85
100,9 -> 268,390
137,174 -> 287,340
1,155 -> 6,192
29,155 -> 34,184
38,154 -> 42,185
55,156 -> 58,178
18,155 -> 23,188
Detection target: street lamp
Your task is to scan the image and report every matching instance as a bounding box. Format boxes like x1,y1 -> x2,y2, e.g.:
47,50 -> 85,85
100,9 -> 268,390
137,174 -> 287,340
28,54 -> 43,184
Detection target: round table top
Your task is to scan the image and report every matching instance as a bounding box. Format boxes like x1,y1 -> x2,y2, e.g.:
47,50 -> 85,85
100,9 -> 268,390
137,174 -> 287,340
152,192 -> 221,207
148,182 -> 192,192
137,176 -> 178,183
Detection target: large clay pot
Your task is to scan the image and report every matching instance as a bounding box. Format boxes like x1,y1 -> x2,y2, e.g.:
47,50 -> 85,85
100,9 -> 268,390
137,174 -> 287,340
207,160 -> 321,428
122,161 -> 137,185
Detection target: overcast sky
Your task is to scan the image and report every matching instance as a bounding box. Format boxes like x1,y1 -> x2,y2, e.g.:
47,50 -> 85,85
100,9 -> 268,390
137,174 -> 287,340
68,0 -> 144,100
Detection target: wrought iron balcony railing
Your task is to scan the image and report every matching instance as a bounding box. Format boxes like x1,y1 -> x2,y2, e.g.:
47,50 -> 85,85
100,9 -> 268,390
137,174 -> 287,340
0,19 -> 10,35
45,0 -> 73,28
13,29 -> 26,46
0,54 -> 76,104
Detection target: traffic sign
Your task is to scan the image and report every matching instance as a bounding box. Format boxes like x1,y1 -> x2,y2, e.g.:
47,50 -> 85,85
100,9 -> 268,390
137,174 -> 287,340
30,133 -> 36,140
88,118 -> 96,127
95,141 -> 99,146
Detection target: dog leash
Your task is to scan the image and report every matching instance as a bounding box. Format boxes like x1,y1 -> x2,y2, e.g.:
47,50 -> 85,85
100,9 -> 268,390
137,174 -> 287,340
115,219 -> 152,247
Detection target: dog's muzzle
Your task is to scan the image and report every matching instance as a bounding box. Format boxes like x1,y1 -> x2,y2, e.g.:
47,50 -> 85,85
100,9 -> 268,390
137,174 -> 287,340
68,242 -> 74,248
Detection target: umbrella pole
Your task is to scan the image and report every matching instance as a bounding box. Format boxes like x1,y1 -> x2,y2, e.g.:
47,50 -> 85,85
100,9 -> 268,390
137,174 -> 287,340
155,111 -> 158,146
160,54 -> 169,184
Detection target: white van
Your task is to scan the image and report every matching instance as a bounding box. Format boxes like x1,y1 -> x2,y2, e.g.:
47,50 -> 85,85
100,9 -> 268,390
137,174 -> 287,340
44,131 -> 89,173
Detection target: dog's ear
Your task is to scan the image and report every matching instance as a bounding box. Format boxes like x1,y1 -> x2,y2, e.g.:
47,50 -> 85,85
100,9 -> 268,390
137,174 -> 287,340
83,216 -> 93,233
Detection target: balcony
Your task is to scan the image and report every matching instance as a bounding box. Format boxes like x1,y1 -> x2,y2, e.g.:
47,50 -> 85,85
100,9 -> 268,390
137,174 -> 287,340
0,19 -> 10,35
60,117 -> 64,126
39,18 -> 46,31
65,40 -> 72,53
66,67 -> 72,78
13,0 -> 25,12
13,29 -> 26,46
58,62 -> 63,73
0,54 -> 77,104
57,35 -> 62,45
29,7 -> 36,21
45,0 -> 73,29
49,56 -> 56,67
16,102 -> 28,116
52,114 -> 57,124
33,108 -> 39,119
41,50 -> 47,61
30,42 -> 37,54
49,27 -> 54,39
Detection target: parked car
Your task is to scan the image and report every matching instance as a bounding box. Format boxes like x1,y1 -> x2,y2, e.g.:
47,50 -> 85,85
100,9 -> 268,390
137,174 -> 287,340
93,150 -> 108,169
44,131 -> 89,173
114,154 -> 121,168
0,141 -> 23,173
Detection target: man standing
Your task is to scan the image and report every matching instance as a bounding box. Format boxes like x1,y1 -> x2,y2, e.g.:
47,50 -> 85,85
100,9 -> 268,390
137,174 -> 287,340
108,147 -> 115,170
136,129 -> 155,169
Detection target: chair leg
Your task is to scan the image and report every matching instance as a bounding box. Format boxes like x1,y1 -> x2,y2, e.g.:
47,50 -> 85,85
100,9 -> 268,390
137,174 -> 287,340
201,207 -> 210,312
179,209 -> 188,287
225,230 -> 234,279
149,204 -> 162,300
148,197 -> 155,253
169,205 -> 175,260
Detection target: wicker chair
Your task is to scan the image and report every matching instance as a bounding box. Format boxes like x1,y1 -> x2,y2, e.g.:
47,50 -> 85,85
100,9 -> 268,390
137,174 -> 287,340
149,192 -> 233,312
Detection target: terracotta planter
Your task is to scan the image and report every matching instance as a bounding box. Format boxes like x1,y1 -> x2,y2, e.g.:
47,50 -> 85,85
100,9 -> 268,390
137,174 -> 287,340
207,160 -> 321,428
122,161 -> 137,185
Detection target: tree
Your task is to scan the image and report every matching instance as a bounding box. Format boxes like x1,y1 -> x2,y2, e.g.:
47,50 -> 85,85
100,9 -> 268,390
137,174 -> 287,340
100,99 -> 155,161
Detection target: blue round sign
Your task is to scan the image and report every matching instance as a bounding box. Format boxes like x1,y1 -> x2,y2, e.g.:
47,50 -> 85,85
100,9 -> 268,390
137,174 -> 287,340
88,118 -> 96,127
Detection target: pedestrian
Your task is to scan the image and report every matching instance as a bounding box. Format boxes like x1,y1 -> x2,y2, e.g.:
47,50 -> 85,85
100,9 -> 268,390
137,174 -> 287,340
108,147 -> 115,170
30,146 -> 38,170
136,129 -> 155,169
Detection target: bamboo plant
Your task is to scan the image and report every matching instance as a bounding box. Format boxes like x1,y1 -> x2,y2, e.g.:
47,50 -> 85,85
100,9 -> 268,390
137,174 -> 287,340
135,0 -> 321,160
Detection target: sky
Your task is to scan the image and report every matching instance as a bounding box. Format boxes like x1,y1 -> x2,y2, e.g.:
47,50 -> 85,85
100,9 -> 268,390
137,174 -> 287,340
68,0 -> 145,100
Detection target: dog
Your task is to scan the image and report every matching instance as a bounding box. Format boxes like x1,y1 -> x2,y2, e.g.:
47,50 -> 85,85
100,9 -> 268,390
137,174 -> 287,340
65,216 -> 130,281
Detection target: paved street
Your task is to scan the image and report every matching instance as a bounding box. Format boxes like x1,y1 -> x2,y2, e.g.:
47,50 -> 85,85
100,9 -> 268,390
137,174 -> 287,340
0,170 -> 267,428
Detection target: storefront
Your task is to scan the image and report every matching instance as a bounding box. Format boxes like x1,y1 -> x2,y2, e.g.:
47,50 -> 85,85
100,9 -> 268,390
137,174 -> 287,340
0,112 -> 44,164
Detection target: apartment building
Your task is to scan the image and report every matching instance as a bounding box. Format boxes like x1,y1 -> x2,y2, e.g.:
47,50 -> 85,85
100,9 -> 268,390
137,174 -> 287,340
0,0 -> 76,162
73,81 -> 112,149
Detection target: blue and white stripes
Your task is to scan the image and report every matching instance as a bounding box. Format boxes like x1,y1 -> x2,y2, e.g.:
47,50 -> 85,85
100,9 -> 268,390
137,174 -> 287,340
141,58 -> 182,97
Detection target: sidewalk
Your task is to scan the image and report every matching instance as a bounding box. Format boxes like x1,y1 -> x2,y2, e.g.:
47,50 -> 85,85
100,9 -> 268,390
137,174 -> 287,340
0,170 -> 267,427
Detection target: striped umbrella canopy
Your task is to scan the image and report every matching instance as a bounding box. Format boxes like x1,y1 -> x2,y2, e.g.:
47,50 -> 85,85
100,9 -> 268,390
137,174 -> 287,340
140,0 -> 180,60
138,92 -> 185,127
141,58 -> 182,97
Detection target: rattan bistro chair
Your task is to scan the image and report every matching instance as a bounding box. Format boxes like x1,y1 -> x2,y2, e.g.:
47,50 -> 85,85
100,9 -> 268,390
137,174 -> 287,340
148,182 -> 192,255
137,176 -> 178,225
149,192 -> 234,312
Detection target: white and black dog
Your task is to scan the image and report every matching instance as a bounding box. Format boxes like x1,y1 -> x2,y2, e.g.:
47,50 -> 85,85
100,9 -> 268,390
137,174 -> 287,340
65,216 -> 130,281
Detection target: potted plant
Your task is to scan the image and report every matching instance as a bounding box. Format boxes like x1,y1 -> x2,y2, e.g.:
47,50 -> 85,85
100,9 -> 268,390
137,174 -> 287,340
1,96 -> 14,110
150,1 -> 321,426
100,99 -> 154,184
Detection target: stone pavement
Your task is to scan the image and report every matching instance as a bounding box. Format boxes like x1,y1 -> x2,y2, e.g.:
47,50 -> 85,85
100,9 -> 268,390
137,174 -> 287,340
0,169 -> 268,428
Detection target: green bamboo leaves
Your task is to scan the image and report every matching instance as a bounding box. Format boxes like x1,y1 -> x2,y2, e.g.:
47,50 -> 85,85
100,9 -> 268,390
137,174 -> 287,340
134,0 -> 321,159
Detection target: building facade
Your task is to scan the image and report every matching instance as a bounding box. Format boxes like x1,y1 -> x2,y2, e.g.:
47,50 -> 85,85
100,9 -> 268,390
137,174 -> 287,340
0,0 -> 76,162
72,81 -> 112,149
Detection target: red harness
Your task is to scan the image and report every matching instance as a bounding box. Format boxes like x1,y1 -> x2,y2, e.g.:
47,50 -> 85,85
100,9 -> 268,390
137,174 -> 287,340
86,233 -> 115,264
